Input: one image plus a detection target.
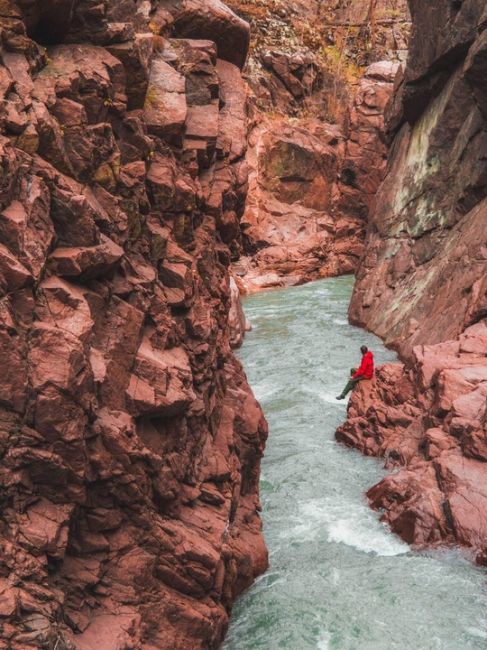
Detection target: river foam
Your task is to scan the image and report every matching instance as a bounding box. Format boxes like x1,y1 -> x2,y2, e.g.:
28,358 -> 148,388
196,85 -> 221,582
327,515 -> 409,557
283,498 -> 409,557
224,278 -> 487,650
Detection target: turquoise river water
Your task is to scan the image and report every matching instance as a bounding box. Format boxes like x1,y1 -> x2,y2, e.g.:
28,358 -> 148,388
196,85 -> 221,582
223,277 -> 487,650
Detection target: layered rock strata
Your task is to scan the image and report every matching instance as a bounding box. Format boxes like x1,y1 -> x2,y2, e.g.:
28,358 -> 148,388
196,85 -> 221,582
338,0 -> 487,564
0,1 -> 268,648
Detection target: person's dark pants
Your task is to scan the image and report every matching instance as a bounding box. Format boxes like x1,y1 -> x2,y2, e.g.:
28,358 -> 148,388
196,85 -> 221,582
338,375 -> 364,398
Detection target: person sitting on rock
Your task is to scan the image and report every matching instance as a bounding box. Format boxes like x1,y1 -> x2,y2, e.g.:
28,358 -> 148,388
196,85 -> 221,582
336,346 -> 374,400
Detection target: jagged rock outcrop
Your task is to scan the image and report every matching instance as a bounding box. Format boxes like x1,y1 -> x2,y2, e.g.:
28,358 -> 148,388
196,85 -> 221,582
0,1 -> 268,648
337,322 -> 487,564
338,0 -> 487,564
226,0 -> 410,293
233,61 -> 399,292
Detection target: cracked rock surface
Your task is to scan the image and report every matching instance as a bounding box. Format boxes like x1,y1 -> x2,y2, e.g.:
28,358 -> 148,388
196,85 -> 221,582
0,1 -> 267,648
338,0 -> 487,566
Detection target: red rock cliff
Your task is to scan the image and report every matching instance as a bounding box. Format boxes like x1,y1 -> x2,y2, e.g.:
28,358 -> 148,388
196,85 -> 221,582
0,1 -> 268,648
338,1 -> 487,565
233,62 -> 400,293
228,0 -> 410,292
350,0 -> 487,354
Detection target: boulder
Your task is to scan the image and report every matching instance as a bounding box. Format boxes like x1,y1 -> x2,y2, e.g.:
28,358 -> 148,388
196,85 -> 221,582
48,235 -> 124,279
173,0 -> 250,70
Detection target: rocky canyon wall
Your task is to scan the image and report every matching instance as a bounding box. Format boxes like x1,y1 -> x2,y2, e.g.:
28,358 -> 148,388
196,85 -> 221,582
233,61 -> 400,292
349,0 -> 487,354
338,1 -> 487,565
228,0 -> 411,292
0,1 -> 268,648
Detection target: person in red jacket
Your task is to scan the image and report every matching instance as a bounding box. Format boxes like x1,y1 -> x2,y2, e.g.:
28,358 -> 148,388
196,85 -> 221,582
336,346 -> 374,400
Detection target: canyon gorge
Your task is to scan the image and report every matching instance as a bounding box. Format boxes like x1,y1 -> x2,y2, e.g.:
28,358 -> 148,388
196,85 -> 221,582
0,0 -> 486,649
229,0 -> 410,292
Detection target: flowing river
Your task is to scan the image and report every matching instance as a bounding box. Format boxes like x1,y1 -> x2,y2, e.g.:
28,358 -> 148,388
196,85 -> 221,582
224,277 -> 487,650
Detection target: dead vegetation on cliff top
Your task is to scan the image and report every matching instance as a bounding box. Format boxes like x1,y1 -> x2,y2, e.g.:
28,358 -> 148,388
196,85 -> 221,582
227,0 -> 410,122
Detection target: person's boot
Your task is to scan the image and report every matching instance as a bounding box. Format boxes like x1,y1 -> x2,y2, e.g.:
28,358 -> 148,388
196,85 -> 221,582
336,395 -> 345,400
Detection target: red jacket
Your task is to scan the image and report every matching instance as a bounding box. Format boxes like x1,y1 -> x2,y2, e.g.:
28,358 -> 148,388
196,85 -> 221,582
353,351 -> 374,380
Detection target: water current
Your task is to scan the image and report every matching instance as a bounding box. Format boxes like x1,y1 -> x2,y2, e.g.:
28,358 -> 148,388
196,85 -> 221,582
223,277 -> 487,650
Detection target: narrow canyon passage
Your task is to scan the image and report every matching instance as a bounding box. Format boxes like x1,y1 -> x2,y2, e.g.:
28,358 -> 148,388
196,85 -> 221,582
224,278 -> 487,650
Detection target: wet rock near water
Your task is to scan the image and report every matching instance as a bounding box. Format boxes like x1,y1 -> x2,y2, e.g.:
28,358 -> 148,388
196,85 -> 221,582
337,322 -> 487,564
0,1 -> 268,648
